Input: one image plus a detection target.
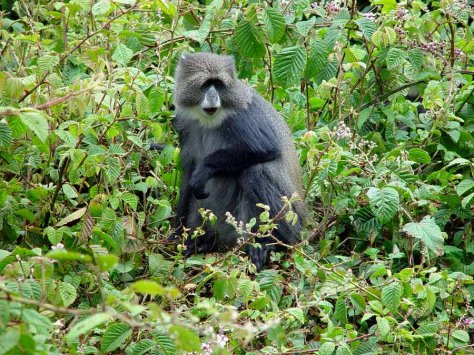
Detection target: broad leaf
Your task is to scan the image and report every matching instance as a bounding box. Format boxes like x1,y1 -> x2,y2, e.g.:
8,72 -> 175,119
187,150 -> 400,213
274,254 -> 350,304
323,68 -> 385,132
274,46 -> 307,86
101,323 -> 132,353
367,187 -> 399,224
402,216 -> 444,255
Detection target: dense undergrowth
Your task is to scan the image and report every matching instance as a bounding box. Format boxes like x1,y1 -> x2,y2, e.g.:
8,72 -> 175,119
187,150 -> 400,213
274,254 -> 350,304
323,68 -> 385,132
1,0 -> 474,354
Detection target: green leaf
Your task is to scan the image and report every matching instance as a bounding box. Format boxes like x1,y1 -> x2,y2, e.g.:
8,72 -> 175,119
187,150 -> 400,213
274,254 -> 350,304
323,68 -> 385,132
47,249 -> 92,263
386,47 -> 407,69
407,48 -> 424,70
402,216 -> 444,255
112,43 -> 133,66
66,313 -> 111,344
0,328 -> 20,354
169,325 -> 201,352
451,330 -> 470,344
295,18 -> 316,37
334,295 -> 348,324
59,282 -> 77,307
335,343 -> 352,355
259,7 -> 286,43
0,122 -> 13,147
461,191 -> 474,209
96,254 -> 119,271
376,316 -> 390,340
37,55 -> 59,72
233,17 -> 265,58
121,192 -> 138,211
456,179 -> 474,196
131,339 -> 158,355
18,109 -> 49,143
152,329 -> 176,355
367,187 -> 399,224
286,308 -> 305,324
92,0 -> 111,16
131,280 -> 165,296
408,148 -> 431,164
318,342 -> 336,355
273,46 -> 307,86
22,309 -> 53,330
381,281 -> 402,313
101,323 -> 132,353
356,17 -> 377,40
135,92 -> 149,118
148,86 -> 165,113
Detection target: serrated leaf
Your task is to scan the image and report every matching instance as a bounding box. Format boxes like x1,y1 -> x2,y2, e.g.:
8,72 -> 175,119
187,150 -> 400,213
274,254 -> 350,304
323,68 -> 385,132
334,295 -> 348,324
233,18 -> 265,58
21,309 -> 53,330
0,122 -> 13,147
356,17 -> 377,40
112,43 -> 133,66
92,0 -> 111,16
131,339 -> 158,355
149,86 -> 165,113
456,179 -> 474,196
295,17 -> 316,37
121,192 -> 138,211
403,216 -> 444,255
37,55 -> 59,72
19,109 -> 49,143
367,187 -> 399,224
318,342 -> 336,355
260,7 -> 286,43
376,316 -> 390,340
152,329 -> 176,354
66,313 -> 111,344
59,282 -> 77,307
56,207 -> 87,227
408,148 -> 431,164
274,46 -> 307,86
386,47 -> 407,69
286,307 -> 305,324
335,343 -> 352,355
381,281 -> 402,313
101,323 -> 132,353
407,48 -> 424,70
135,92 -> 149,118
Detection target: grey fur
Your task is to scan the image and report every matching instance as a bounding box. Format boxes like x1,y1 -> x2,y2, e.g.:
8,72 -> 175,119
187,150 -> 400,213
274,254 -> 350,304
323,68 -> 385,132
173,52 -> 306,270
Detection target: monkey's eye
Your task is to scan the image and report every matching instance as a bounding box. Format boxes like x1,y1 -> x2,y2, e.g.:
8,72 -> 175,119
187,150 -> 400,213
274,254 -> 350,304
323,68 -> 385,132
202,79 -> 225,90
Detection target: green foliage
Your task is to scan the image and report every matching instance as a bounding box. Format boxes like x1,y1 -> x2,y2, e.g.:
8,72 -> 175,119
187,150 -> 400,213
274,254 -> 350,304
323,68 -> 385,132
1,0 -> 474,354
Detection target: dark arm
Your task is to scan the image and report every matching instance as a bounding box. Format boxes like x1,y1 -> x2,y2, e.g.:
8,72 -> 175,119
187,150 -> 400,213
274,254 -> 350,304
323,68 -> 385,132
190,113 -> 281,199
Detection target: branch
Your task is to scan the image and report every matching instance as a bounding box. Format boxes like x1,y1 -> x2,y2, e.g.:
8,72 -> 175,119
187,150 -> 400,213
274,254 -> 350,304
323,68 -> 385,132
19,2 -> 140,103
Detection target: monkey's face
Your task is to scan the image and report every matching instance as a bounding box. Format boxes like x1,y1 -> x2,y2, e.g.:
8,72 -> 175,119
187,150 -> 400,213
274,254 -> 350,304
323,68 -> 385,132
174,53 -> 238,126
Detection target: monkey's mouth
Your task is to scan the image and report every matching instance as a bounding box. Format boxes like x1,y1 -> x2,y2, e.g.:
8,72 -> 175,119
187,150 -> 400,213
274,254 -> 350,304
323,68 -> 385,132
203,107 -> 218,116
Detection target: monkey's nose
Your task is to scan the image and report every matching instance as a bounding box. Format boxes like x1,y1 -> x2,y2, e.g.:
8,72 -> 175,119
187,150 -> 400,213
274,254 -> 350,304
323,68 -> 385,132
203,107 -> 218,115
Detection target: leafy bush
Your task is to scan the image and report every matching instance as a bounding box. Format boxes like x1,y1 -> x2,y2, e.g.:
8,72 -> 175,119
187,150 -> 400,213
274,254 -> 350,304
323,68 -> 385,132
0,0 -> 473,354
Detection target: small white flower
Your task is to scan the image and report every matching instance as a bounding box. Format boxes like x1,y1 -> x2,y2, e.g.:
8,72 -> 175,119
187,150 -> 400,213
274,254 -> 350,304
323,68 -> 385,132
51,243 -> 65,250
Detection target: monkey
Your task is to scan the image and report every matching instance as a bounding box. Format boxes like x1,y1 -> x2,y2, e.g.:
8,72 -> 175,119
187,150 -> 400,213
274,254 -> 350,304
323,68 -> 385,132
172,52 -> 306,271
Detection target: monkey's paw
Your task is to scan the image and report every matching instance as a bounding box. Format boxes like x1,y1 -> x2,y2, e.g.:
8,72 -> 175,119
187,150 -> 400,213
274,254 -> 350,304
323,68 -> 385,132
189,178 -> 209,199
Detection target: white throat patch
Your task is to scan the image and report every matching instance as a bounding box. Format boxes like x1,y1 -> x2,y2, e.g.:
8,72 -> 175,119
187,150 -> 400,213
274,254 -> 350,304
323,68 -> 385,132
182,106 -> 229,129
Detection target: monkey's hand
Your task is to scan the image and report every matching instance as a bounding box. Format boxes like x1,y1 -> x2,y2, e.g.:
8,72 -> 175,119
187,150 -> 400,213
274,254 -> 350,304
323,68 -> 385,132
189,166 -> 211,199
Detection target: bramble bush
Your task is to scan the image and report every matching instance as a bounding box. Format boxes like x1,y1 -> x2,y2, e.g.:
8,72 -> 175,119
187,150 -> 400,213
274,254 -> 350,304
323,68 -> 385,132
0,0 -> 474,354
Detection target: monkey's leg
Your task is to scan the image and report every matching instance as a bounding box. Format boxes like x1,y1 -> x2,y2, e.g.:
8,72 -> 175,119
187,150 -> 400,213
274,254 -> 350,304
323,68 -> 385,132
183,207 -> 218,255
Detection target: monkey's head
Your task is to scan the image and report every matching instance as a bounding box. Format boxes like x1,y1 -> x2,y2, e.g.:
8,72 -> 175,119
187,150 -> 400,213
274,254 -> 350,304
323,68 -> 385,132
174,52 -> 251,127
